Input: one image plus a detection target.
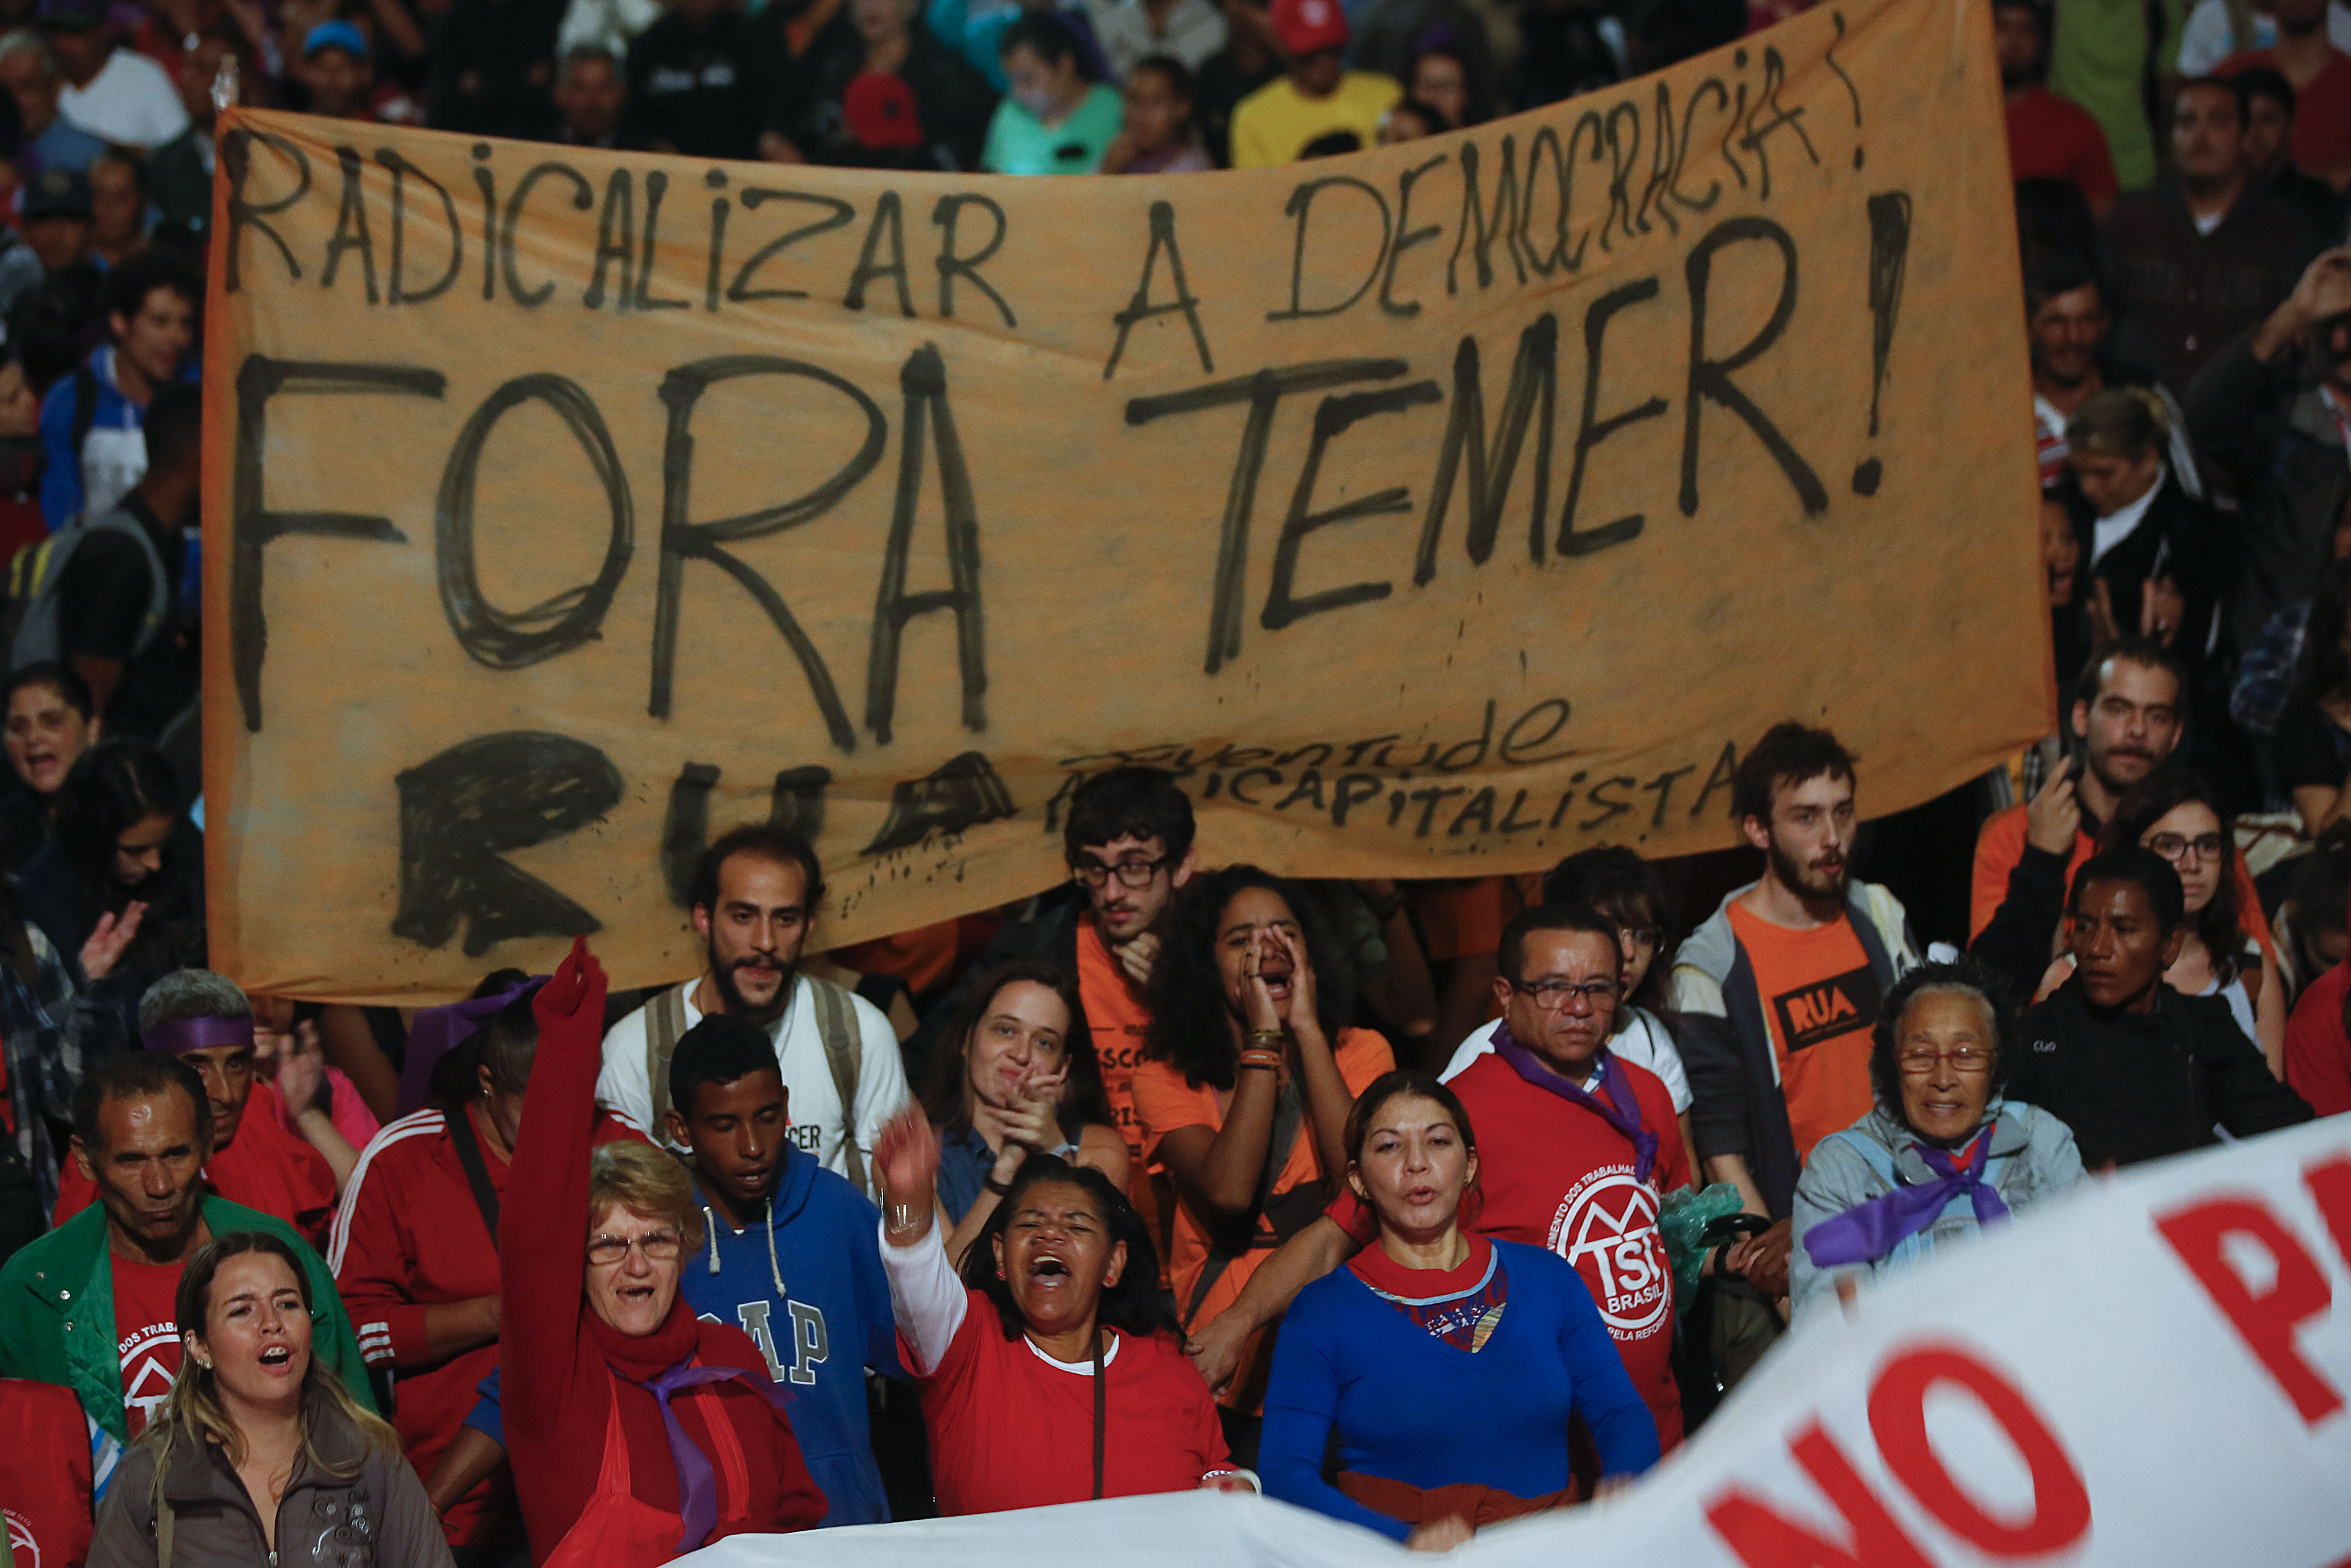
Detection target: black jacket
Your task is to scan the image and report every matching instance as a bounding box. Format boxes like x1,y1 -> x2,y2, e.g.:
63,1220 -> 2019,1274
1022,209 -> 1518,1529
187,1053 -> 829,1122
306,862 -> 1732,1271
2086,474 -> 2232,661
2009,980 -> 2312,1169
625,9 -> 766,159
2186,328 -> 2351,650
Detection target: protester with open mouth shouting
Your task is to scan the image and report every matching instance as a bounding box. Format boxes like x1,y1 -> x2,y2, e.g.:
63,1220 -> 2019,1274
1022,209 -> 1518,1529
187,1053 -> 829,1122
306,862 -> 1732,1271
872,1103 -> 1243,1515
88,1230 -> 449,1568
1129,867 -> 1393,1457
501,938 -> 826,1567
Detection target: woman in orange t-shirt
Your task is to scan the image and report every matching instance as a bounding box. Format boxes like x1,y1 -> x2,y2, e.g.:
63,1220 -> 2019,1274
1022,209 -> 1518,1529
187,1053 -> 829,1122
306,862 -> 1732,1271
1129,867 -> 1393,1446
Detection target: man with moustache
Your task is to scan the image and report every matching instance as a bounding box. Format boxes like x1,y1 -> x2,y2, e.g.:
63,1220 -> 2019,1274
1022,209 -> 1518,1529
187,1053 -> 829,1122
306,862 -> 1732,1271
0,1053 -> 369,1499
50,970 -> 346,1247
598,825 -> 907,1193
1966,641 -> 2277,990
1670,724 -> 1919,1265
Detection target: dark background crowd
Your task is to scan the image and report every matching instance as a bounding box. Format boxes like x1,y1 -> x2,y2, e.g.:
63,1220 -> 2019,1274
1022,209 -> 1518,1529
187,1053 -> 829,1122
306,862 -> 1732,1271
0,0 -> 2334,1561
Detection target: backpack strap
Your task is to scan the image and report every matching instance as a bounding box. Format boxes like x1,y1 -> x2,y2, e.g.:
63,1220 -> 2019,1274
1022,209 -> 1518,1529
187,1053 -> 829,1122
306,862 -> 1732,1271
444,1103 -> 502,1240
805,976 -> 866,1194
642,982 -> 692,1137
1182,1071 -> 1307,1327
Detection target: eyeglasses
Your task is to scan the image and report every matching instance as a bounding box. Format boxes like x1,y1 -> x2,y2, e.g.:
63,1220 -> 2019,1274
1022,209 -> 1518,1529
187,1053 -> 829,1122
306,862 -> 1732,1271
1509,979 -> 1621,1011
1071,855 -> 1171,890
1894,1045 -> 1996,1075
2145,832 -> 2225,864
1618,926 -> 1663,953
586,1230 -> 684,1266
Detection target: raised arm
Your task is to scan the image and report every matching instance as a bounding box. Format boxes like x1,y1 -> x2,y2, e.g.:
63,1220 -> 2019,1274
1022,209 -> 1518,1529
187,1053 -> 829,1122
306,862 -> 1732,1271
500,940 -> 604,1422
874,1105 -> 968,1376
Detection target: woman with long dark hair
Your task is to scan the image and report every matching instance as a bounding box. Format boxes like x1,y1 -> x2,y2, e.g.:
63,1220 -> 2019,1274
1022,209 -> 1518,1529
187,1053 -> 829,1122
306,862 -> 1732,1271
19,738 -> 199,1042
2102,774 -> 2285,1073
1130,865 -> 1393,1434
89,1230 -> 451,1567
870,1104 -> 1241,1514
1260,1073 -> 1656,1548
918,959 -> 1130,1267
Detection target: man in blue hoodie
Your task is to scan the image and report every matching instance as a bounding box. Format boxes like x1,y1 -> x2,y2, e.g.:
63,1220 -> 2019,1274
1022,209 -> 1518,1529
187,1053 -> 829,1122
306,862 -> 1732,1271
664,1014 -> 903,1525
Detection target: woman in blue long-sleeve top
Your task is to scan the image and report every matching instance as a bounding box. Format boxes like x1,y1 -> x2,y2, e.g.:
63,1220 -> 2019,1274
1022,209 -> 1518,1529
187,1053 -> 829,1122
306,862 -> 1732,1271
1260,1071 -> 1659,1548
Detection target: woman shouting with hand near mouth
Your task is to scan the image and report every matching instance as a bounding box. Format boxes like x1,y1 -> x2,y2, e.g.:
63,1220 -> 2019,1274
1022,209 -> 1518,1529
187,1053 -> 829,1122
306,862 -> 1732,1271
873,1104 -> 1245,1514
1130,867 -> 1393,1454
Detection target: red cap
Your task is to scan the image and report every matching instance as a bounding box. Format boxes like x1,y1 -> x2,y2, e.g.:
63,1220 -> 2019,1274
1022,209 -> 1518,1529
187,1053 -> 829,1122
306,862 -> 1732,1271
1271,0 -> 1349,58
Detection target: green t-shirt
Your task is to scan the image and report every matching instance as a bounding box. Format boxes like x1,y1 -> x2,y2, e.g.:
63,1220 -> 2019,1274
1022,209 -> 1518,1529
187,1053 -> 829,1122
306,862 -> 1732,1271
2048,0 -> 2185,191
981,82 -> 1125,174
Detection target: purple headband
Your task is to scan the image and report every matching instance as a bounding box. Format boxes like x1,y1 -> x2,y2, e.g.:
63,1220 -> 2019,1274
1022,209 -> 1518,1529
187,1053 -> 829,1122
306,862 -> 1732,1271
397,977 -> 545,1116
144,1015 -> 257,1055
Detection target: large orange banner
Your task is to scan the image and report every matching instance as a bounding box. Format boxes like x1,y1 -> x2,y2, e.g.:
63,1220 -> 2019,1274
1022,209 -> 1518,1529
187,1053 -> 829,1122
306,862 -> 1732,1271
202,0 -> 2048,1001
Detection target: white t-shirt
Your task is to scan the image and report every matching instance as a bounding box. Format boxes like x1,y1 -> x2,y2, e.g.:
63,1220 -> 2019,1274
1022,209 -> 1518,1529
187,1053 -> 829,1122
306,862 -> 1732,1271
2175,0 -> 2351,74
597,974 -> 909,1195
1439,1005 -> 1694,1113
59,48 -> 190,150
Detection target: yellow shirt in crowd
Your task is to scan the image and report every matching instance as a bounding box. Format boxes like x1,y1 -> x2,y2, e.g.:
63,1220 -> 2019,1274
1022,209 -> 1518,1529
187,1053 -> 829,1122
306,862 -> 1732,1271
1228,71 -> 1403,168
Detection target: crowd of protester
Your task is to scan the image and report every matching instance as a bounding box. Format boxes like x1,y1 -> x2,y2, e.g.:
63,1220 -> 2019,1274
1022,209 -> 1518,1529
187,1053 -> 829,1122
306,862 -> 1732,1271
0,0 -> 2338,1560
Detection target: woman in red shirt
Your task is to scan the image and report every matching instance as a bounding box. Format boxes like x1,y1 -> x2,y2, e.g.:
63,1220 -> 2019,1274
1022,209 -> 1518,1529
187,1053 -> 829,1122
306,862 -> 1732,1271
871,1104 -> 1245,1515
500,940 -> 825,1567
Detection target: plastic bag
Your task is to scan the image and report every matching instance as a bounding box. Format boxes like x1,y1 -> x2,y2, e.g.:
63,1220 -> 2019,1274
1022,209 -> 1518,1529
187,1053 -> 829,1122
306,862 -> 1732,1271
1659,1181 -> 1748,1309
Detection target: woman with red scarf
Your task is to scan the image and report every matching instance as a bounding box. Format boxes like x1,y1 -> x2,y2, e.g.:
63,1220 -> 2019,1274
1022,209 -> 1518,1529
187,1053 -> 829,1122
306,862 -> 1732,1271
501,940 -> 825,1567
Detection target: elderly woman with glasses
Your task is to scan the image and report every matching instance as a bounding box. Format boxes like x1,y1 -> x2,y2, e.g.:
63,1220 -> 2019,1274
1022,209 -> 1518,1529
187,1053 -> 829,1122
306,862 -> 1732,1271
502,940 -> 826,1568
1791,959 -> 2084,1322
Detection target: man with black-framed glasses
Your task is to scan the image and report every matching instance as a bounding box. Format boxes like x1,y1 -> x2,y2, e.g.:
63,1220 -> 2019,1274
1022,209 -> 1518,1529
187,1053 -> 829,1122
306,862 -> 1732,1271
908,766 -> 1196,1233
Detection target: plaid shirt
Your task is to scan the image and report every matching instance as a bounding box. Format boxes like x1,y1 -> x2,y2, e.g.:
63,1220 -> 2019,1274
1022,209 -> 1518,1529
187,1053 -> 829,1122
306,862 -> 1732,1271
0,916 -> 118,1218
2230,600 -> 2314,738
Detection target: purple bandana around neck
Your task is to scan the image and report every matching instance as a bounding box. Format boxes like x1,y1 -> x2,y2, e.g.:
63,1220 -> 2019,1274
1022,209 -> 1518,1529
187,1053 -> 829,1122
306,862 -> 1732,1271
1490,1022 -> 1657,1185
397,977 -> 543,1116
1800,1127 -> 2011,1270
142,1015 -> 255,1055
622,1359 -> 789,1553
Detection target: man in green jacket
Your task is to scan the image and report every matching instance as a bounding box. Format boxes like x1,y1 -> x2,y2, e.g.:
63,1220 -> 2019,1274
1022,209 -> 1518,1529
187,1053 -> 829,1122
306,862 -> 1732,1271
0,1052 -> 371,1501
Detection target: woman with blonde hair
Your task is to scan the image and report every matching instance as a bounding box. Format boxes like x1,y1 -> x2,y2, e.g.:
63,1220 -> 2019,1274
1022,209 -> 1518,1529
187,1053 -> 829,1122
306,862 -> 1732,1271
501,940 -> 825,1567
88,1229 -> 450,1567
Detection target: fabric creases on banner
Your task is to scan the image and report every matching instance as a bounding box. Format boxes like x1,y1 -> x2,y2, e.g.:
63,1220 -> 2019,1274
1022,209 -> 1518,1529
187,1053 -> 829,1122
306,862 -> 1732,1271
676,1121 -> 2351,1567
200,0 -> 2050,1001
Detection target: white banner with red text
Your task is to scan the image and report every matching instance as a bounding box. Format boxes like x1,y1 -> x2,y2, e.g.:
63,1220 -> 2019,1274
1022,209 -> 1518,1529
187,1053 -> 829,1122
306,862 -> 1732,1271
681,1116 -> 2351,1568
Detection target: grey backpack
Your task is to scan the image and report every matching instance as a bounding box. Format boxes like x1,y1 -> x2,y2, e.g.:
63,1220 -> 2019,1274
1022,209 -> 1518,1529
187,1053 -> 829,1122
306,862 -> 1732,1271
6,507 -> 168,669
